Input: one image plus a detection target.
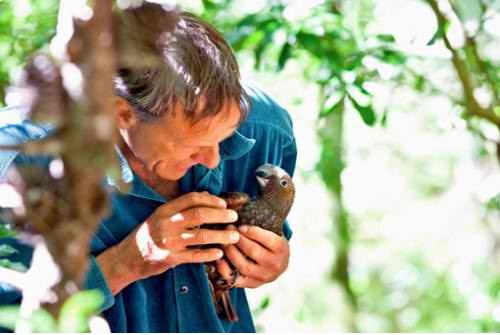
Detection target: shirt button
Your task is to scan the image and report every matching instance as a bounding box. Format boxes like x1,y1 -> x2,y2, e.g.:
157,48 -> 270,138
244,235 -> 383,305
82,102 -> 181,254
180,285 -> 189,294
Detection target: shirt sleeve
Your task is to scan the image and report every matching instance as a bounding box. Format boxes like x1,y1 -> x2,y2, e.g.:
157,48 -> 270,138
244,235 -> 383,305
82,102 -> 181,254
84,255 -> 115,313
0,120 -> 55,179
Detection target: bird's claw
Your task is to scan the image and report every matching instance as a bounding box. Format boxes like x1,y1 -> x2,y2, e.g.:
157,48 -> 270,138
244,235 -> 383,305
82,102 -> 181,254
228,269 -> 239,287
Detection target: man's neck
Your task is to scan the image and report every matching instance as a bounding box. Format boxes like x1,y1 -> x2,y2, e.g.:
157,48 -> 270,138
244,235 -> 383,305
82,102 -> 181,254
119,142 -> 180,199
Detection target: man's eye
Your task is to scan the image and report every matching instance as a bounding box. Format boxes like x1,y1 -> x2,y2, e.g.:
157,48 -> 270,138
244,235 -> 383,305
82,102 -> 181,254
280,179 -> 288,187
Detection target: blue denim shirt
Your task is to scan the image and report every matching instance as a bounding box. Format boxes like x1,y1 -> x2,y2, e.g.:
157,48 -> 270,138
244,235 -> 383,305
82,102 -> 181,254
0,84 -> 297,332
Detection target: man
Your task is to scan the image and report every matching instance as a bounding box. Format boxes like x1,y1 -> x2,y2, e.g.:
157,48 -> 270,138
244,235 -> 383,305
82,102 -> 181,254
0,10 -> 296,332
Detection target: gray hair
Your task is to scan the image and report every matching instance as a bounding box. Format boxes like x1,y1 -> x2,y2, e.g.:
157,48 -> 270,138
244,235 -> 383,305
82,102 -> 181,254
115,11 -> 251,124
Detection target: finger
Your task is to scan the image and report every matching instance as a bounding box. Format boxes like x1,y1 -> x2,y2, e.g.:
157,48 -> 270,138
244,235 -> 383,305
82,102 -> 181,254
178,229 -> 240,246
233,275 -> 262,289
216,258 -> 234,282
224,244 -> 258,277
170,248 -> 223,266
236,234 -> 272,264
158,192 -> 227,215
239,225 -> 285,252
176,207 -> 238,228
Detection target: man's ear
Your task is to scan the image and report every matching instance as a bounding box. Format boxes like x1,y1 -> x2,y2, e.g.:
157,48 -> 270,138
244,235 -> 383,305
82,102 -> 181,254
113,97 -> 138,129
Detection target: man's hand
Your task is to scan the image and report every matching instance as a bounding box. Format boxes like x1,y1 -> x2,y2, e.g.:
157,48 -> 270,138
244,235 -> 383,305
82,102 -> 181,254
217,225 -> 290,289
96,192 -> 240,295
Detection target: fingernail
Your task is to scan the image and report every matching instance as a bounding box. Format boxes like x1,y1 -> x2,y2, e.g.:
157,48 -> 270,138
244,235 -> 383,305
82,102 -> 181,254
239,225 -> 248,233
181,233 -> 194,239
170,213 -> 184,222
216,249 -> 224,258
219,199 -> 227,208
230,231 -> 240,243
229,210 -> 238,222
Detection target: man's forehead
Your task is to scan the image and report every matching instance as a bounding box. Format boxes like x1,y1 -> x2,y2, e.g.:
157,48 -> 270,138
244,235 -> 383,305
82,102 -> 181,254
186,103 -> 242,133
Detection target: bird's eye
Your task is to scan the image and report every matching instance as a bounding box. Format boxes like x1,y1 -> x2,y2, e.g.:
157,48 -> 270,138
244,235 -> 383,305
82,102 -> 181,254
280,179 -> 288,187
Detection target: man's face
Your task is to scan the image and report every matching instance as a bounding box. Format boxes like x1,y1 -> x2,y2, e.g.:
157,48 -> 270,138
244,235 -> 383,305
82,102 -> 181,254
116,100 -> 241,181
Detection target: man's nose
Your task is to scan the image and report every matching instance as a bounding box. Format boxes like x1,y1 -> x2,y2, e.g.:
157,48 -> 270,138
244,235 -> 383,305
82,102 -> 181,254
192,144 -> 220,169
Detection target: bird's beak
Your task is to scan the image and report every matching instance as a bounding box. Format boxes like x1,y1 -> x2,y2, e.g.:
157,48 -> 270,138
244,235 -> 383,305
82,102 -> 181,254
255,164 -> 274,189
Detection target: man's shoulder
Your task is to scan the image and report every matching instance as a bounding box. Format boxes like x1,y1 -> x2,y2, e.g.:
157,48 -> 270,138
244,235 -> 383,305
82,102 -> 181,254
242,82 -> 294,140
0,106 -> 55,142
0,106 -> 56,179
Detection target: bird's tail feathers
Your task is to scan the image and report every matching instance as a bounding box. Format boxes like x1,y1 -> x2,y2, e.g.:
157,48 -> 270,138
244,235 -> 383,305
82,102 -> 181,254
216,290 -> 239,323
208,279 -> 239,323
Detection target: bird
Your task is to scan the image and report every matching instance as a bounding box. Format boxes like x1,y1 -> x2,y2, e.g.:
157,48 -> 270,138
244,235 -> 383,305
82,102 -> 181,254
205,163 -> 296,323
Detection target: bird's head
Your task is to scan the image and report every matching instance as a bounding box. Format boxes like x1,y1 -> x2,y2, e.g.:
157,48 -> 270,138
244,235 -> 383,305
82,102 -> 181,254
255,164 -> 295,218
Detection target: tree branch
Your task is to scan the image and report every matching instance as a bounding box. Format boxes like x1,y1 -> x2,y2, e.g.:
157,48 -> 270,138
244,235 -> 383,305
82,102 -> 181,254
464,35 -> 499,104
447,1 -> 499,105
0,138 -> 64,155
425,0 -> 500,127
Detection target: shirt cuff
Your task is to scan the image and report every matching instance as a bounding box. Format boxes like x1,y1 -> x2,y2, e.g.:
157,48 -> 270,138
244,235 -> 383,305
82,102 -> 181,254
283,219 -> 293,240
85,255 -> 115,313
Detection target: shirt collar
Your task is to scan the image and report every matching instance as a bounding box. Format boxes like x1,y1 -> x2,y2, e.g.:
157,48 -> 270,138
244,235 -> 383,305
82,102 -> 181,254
219,130 -> 255,160
106,130 -> 255,199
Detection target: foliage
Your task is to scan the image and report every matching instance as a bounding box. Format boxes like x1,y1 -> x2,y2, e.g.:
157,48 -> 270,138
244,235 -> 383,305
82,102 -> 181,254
0,306 -> 58,332
352,256 -> 500,332
213,1 -> 402,127
0,0 -> 58,106
0,290 -> 104,332
0,243 -> 26,271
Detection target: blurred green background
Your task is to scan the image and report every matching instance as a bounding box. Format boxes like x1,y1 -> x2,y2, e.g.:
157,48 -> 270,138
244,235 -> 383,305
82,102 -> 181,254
0,0 -> 499,332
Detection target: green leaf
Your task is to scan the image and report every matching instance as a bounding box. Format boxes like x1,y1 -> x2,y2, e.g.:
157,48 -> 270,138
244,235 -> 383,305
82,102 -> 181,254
486,193 -> 500,211
494,105 -> 500,116
330,2 -> 342,15
296,31 -> 323,56
230,16 -> 276,46
201,0 -> 217,11
427,21 -> 450,46
344,53 -> 364,71
0,259 -> 27,272
235,13 -> 261,29
379,49 -> 406,65
353,77 -> 371,96
58,290 -> 104,333
0,306 -> 19,331
259,296 -> 271,310
0,244 -> 18,257
253,30 -> 275,70
0,306 -> 58,332
296,30 -> 347,68
376,34 -> 396,43
414,74 -> 426,92
277,41 -> 292,71
0,223 -> 16,238
30,309 -> 58,332
380,109 -> 389,127
348,94 -> 376,126
320,94 -> 345,118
